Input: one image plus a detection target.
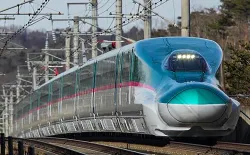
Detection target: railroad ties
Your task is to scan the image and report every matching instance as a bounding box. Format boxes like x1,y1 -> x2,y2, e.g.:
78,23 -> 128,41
5,137 -> 147,155
93,140 -> 250,155
2,136 -> 250,154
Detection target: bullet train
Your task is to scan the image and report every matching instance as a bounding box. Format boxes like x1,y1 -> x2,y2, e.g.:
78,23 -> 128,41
13,37 -> 240,138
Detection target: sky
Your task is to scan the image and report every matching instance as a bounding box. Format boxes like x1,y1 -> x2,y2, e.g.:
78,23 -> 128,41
0,0 -> 221,32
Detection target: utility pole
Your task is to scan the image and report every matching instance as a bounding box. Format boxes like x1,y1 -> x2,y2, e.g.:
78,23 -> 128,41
144,0 -> 152,39
45,33 -> 49,82
9,90 -> 13,134
116,0 -> 122,48
0,0 -> 34,13
92,0 -> 98,58
82,41 -> 87,64
16,67 -> 21,103
65,34 -> 71,70
181,0 -> 190,37
3,87 -> 8,136
32,66 -> 37,90
4,97 -> 8,136
73,16 -> 80,65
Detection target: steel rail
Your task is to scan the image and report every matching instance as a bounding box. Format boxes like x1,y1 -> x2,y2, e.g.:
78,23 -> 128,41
12,137 -> 86,155
165,141 -> 250,154
214,141 -> 250,153
7,136 -> 250,155
93,140 -> 250,155
31,137 -> 147,155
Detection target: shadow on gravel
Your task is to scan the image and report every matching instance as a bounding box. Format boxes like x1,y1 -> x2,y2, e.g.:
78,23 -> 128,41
52,132 -> 219,146
53,132 -> 170,146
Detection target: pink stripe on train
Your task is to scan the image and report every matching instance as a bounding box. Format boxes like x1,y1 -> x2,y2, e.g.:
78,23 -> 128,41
17,82 -> 155,120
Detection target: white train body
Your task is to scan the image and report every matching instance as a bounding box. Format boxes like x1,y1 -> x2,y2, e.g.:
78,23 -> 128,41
12,37 -> 240,138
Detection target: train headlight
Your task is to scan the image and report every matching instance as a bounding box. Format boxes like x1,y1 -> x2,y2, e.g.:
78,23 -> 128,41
165,52 -> 208,72
177,54 -> 195,60
177,54 -> 182,59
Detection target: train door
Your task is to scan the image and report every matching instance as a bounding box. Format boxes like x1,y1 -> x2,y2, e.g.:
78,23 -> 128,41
91,62 -> 97,116
94,60 -> 103,115
74,70 -> 80,116
116,51 -> 132,112
92,61 -> 97,116
114,54 -> 120,114
77,63 -> 96,117
94,57 -> 117,116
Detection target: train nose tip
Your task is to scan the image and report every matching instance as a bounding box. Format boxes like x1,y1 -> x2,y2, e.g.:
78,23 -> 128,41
158,86 -> 232,124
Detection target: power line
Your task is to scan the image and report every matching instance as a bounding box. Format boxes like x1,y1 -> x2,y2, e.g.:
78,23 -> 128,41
0,0 -> 52,57
97,0 -> 110,11
68,0 -> 168,59
33,0 -> 62,13
98,0 -> 116,15
4,0 -> 168,88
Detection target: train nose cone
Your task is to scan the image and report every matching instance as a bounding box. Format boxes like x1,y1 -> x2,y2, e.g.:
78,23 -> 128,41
158,84 -> 232,124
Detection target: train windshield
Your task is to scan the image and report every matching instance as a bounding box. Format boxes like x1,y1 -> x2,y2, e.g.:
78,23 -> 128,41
165,54 -> 208,72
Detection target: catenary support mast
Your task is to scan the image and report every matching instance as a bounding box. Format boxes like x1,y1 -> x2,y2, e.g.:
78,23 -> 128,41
144,0 -> 152,38
181,0 -> 190,36
45,32 -> 49,82
65,34 -> 71,70
92,0 -> 98,58
116,0 -> 122,48
73,16 -> 80,65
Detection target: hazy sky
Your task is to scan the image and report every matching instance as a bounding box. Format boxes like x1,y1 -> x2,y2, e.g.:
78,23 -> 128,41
0,0 -> 221,32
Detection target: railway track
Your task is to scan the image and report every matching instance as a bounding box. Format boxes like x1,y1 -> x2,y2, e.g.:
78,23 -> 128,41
214,141 -> 250,153
10,136 -> 250,155
28,137 -> 147,155
12,137 -> 85,155
93,140 -> 250,155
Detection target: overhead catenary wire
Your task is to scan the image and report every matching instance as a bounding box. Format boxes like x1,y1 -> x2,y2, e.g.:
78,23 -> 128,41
97,0 -> 110,11
24,1 -> 95,76
133,0 -> 176,26
32,0 -> 153,72
0,16 -> 50,57
1,1 -> 25,34
13,0 -> 169,85
29,2 -> 36,13
0,0 -> 51,57
68,0 -> 168,59
98,0 -> 116,15
33,0 -> 62,13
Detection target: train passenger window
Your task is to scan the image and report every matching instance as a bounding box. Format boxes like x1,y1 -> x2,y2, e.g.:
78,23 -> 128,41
121,52 -> 131,82
63,73 -> 75,97
79,64 -> 94,92
132,53 -> 143,82
52,79 -> 60,101
165,53 -> 208,72
37,85 -> 48,106
95,56 -> 116,88
23,104 -> 29,115
40,94 -> 47,103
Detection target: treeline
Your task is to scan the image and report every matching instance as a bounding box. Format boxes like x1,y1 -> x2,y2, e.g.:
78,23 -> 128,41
188,1 -> 250,104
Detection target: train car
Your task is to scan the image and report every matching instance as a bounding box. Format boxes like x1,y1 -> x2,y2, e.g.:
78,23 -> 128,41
12,37 -> 240,138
